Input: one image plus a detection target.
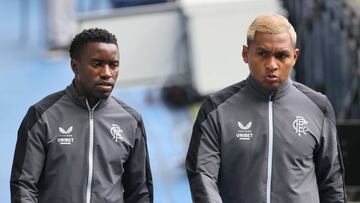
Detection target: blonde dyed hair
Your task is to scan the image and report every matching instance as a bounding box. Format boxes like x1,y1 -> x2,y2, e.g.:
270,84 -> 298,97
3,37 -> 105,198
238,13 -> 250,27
246,13 -> 297,47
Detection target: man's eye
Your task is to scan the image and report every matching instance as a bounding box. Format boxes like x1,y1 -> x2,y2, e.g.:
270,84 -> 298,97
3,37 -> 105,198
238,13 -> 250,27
109,63 -> 119,69
258,51 -> 268,57
276,53 -> 289,59
92,62 -> 101,67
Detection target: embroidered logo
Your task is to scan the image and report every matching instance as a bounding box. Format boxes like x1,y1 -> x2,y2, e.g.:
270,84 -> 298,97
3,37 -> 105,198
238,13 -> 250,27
110,124 -> 128,144
236,121 -> 253,140
292,116 -> 309,136
58,126 -> 74,145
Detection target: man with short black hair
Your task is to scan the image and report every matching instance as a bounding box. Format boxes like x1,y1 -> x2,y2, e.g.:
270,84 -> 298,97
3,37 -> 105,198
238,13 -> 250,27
11,28 -> 153,203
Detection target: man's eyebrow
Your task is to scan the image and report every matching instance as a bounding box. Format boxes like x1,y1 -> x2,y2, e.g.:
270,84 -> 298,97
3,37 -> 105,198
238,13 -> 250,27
255,47 -> 268,51
90,58 -> 102,61
275,50 -> 290,54
90,58 -> 119,62
255,48 -> 291,53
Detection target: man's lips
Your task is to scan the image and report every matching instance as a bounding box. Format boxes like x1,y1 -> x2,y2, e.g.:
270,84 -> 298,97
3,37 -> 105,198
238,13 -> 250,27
96,82 -> 114,91
96,81 -> 114,86
264,74 -> 278,82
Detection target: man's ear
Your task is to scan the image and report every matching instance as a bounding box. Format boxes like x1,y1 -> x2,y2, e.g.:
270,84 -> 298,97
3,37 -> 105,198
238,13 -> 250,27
242,45 -> 249,64
71,59 -> 78,74
293,48 -> 300,66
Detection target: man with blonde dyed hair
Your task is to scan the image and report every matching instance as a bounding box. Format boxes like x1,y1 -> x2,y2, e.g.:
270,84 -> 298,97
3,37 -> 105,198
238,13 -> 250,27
186,13 -> 346,203
246,13 -> 297,48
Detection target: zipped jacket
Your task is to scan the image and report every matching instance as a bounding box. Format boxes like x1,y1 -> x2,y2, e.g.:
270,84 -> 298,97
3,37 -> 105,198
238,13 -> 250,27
186,76 -> 346,203
11,83 -> 153,203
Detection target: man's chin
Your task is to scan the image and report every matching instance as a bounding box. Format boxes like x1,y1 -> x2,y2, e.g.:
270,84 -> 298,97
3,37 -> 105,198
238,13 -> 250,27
95,91 -> 112,100
100,93 -> 111,99
263,82 -> 281,91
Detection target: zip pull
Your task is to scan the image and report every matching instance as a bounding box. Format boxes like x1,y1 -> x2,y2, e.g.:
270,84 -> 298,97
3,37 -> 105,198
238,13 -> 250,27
86,99 -> 101,114
268,92 -> 275,101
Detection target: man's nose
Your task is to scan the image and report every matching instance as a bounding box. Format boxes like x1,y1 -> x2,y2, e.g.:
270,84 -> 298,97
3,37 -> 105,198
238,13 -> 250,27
266,57 -> 278,71
100,65 -> 111,78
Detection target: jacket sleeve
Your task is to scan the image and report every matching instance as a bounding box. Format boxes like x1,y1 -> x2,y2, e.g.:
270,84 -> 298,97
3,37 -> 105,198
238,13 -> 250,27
186,97 -> 222,203
10,106 -> 47,203
122,118 -> 153,203
315,98 -> 346,203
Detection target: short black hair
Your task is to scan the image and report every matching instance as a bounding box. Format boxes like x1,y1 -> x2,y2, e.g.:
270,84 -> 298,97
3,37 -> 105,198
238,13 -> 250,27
69,28 -> 118,59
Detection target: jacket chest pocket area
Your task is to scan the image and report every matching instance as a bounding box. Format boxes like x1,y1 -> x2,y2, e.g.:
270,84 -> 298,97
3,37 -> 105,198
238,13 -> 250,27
221,121 -> 266,160
94,133 -> 131,163
274,125 -> 317,160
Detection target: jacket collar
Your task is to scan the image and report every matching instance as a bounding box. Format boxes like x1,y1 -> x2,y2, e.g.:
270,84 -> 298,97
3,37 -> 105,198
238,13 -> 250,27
65,80 -> 110,110
247,75 -> 292,100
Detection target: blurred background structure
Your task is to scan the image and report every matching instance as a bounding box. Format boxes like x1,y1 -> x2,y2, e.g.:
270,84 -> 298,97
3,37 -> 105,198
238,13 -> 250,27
0,0 -> 359,202
281,1 -> 360,201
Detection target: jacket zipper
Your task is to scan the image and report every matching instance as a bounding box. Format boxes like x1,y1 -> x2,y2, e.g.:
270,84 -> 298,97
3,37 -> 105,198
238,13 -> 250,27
85,100 -> 100,203
266,93 -> 274,203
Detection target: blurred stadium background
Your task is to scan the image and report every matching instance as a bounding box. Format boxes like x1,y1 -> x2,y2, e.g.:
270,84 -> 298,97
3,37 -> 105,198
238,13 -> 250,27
0,0 -> 359,202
